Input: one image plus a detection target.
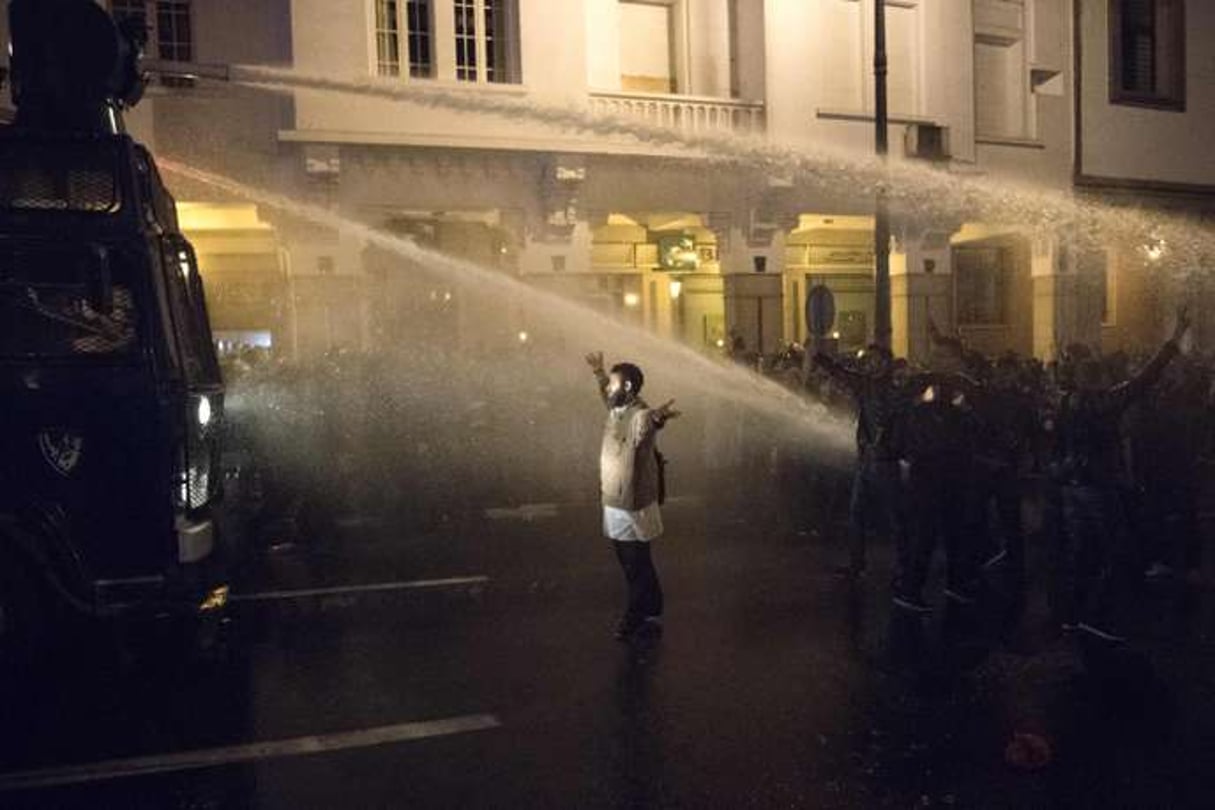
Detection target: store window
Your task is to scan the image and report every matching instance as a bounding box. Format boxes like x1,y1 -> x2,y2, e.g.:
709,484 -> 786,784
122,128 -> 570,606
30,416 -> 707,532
1109,0 -> 1185,111
955,246 -> 1010,326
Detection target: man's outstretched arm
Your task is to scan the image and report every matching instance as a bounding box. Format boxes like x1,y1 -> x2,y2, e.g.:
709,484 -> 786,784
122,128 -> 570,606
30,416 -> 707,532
586,350 -> 611,408
1107,306 -> 1191,412
813,351 -> 863,390
633,399 -> 681,447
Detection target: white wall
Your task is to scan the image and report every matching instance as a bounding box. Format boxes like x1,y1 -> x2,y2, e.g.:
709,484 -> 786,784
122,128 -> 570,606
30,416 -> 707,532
1077,0 -> 1215,188
289,0 -> 588,148
971,0 -> 1073,187
732,0 -> 765,101
585,0 -> 620,89
686,0 -> 732,97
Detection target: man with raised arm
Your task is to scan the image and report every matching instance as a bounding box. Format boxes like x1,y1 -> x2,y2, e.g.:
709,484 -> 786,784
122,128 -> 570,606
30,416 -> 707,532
586,351 -> 680,641
1055,307 -> 1191,644
812,344 -> 908,580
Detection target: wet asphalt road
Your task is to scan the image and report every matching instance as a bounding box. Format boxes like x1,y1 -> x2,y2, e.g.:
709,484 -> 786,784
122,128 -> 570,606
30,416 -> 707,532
3,492 -> 1215,809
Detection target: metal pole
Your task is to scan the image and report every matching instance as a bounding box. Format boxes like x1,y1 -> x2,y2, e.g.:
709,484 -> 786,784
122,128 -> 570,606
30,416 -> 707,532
873,0 -> 892,350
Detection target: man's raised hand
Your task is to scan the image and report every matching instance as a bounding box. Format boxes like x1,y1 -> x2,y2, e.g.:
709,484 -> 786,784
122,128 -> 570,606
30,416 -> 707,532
655,399 -> 682,422
585,351 -> 605,373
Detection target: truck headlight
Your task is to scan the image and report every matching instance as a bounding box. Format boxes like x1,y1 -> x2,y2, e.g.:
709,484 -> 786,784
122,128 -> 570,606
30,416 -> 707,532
197,395 -> 213,429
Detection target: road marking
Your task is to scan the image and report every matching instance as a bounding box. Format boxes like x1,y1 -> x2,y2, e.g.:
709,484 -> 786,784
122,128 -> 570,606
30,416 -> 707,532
485,503 -> 559,521
230,576 -> 489,603
0,714 -> 501,792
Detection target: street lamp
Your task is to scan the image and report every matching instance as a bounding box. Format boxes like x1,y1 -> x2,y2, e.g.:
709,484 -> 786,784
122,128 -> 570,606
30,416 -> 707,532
873,0 -> 892,350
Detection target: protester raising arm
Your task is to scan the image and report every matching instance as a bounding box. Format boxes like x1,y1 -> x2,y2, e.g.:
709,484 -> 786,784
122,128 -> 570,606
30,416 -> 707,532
586,351 -> 612,409
633,399 -> 682,447
813,351 -> 865,393
1106,306 -> 1191,413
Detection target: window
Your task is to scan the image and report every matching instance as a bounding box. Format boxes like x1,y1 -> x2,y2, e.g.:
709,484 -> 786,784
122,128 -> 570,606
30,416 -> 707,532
974,39 -> 1029,139
108,1 -> 194,86
973,0 -> 1030,140
884,4 -> 919,116
110,0 -> 150,40
156,0 -> 192,63
454,0 -> 519,83
817,0 -> 919,115
375,0 -> 403,76
619,1 -> 676,93
482,0 -> 509,83
1110,0 -> 1185,110
955,246 -> 1010,326
407,0 -> 434,78
455,0 -> 478,81
376,0 -> 434,78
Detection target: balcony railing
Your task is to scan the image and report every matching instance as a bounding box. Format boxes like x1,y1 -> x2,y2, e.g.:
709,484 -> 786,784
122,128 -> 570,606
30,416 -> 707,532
588,91 -> 765,136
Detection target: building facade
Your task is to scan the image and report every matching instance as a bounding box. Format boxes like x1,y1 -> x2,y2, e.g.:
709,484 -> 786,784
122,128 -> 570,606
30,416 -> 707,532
1,0 -> 1210,361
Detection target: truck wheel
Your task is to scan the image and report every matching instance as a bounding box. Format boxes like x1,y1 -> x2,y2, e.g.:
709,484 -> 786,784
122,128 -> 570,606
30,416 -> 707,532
0,559 -> 45,685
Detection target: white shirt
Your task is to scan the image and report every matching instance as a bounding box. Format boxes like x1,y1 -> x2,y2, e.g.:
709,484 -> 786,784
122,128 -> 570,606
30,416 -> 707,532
603,502 -> 664,542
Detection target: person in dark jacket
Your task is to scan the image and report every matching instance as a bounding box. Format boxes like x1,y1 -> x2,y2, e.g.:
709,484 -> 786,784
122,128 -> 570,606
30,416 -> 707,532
1137,359 -> 1210,582
1055,308 -> 1190,643
813,345 -> 909,579
586,351 -> 679,640
928,323 -> 1038,584
893,376 -> 984,612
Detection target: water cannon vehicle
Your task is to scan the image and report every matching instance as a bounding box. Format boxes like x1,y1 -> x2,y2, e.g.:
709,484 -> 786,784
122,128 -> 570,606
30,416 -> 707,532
0,0 -> 229,673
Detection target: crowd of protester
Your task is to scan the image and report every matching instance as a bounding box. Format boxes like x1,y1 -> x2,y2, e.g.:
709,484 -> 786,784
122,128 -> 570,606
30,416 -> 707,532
785,307 -> 1211,660
219,313 -> 1212,662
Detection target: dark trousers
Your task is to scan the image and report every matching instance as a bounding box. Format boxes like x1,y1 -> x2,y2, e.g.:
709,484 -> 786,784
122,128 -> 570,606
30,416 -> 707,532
614,541 -> 664,623
898,468 -> 978,602
1059,484 -> 1132,632
1143,477 -> 1202,572
848,455 -> 906,573
977,465 -> 1026,574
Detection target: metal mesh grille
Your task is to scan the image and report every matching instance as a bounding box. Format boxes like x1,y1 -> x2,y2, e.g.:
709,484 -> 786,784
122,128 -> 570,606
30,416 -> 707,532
0,143 -> 120,213
188,462 -> 211,509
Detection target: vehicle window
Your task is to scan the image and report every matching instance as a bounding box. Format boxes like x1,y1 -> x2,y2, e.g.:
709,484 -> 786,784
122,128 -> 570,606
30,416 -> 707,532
0,241 -> 140,359
0,140 -> 122,214
162,238 -> 218,385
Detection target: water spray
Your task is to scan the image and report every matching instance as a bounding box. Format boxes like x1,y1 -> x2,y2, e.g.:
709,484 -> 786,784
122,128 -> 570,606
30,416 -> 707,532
174,65 -> 1215,279
158,159 -> 855,459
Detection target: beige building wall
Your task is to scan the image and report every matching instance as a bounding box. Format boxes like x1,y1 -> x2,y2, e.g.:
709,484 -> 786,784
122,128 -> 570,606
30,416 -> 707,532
1077,0 -> 1215,190
5,1 -> 1211,362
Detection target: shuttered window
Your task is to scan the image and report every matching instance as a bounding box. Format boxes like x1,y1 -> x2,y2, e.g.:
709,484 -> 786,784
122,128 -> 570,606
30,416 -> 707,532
1109,0 -> 1185,111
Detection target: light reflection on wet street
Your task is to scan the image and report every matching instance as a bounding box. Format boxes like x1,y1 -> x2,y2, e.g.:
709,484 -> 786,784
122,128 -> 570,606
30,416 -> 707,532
3,491 -> 1215,809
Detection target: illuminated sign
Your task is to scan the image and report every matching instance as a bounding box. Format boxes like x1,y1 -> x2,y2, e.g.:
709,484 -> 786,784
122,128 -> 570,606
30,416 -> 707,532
656,234 -> 699,271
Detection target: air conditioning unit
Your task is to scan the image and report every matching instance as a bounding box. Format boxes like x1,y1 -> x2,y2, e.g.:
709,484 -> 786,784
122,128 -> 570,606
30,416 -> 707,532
904,123 -> 950,162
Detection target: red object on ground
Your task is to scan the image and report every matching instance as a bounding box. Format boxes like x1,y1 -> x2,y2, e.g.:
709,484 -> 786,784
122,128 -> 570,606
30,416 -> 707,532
1004,732 -> 1053,770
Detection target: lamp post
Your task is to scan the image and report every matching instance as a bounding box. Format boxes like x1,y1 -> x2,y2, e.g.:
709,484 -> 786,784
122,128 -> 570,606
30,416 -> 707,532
873,0 -> 892,350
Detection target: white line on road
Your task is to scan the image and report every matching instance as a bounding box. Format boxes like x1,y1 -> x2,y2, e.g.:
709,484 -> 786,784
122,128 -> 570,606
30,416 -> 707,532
230,576 -> 490,603
0,714 -> 501,792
